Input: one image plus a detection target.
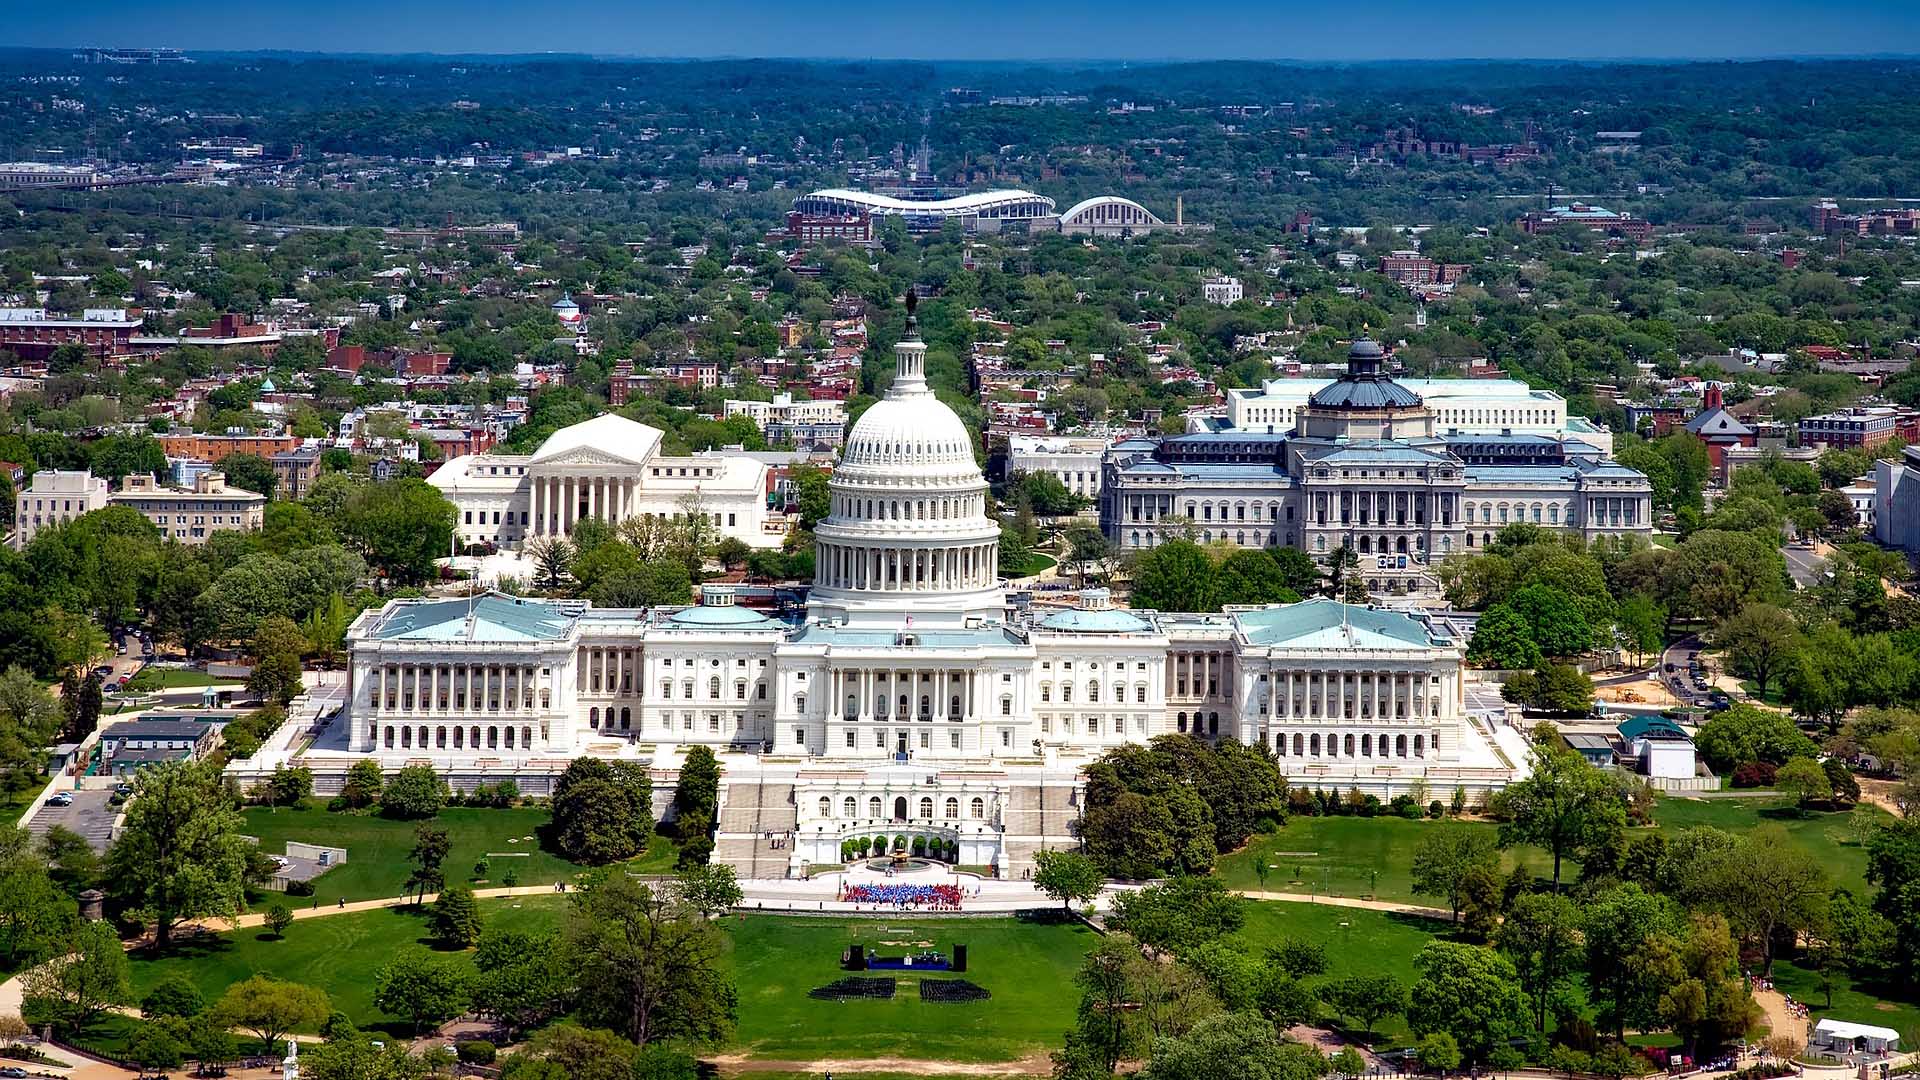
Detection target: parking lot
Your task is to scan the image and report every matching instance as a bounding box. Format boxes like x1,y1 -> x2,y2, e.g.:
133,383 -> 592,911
27,788 -> 120,852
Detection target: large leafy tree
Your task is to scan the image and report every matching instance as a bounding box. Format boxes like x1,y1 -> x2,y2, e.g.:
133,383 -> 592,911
337,478 -> 457,585
104,758 -> 254,949
562,872 -> 736,1046
1137,1010 -> 1331,1080
1497,725 -> 1627,890
1405,942 -> 1529,1065
1409,824 -> 1499,924
1129,540 -> 1217,613
1715,603 -> 1801,700
1496,891 -> 1582,1032
551,758 -> 654,865
19,920 -> 131,1032
211,975 -> 331,1054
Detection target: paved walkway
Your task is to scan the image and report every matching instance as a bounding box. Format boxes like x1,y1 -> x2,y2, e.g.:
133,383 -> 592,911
1239,890 -> 1451,919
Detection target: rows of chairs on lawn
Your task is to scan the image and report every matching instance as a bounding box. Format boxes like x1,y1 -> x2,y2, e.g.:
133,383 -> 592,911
841,882 -> 964,909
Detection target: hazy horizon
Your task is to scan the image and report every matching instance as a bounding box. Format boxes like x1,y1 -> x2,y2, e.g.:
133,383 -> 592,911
9,0 -> 1920,63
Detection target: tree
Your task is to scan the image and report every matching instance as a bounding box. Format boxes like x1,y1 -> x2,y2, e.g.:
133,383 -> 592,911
266,764 -> 313,807
1406,942 -> 1529,1065
526,536 -> 576,590
337,479 -> 457,585
210,975 -> 331,1054
1321,972 -> 1408,1038
1716,604 -> 1801,700
264,904 -> 294,939
1497,890 -> 1583,1032
1498,727 -> 1627,890
562,872 -> 736,1046
127,1023 -> 186,1072
246,615 -> 308,705
1583,883 -> 1684,1038
1703,825 -> 1831,974
1775,757 -> 1832,813
1410,825 -> 1499,924
1138,1010 -> 1331,1080
140,974 -> 206,1019
19,920 -> 131,1032
0,665 -> 59,794
381,764 -> 447,819
504,1022 -> 641,1080
473,927 -> 570,1038
1693,704 -> 1819,773
215,453 -> 279,499
1466,606 -> 1543,670
674,863 -> 742,918
406,823 -> 451,904
1866,818 -> 1920,977
1064,525 -> 1112,586
105,759 -> 253,949
1500,664 -> 1594,715
672,745 -> 720,844
373,949 -> 472,1035
552,758 -> 653,865
1129,540 -> 1217,612
430,883 -> 483,947
0,826 -> 75,969
1109,875 -> 1244,953
1416,1033 -> 1463,1074
1216,549 -> 1301,607
340,759 -> 384,809
1033,849 -> 1106,911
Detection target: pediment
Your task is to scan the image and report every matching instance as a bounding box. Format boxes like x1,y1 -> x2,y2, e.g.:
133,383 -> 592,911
534,447 -> 641,469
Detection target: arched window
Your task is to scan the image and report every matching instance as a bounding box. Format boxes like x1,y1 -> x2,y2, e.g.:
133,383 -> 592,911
1292,733 -> 1304,756
1310,733 -> 1321,756
819,796 -> 832,818
620,707 -> 631,730
918,796 -> 933,818
1415,734 -> 1426,757
1087,681 -> 1099,703
487,727 -> 498,749
843,796 -> 857,817
1344,733 -> 1355,756
589,707 -> 599,729
435,727 -> 446,748
708,676 -> 721,698
1396,734 -> 1408,757
945,797 -> 959,818
1176,712 -> 1187,732
893,796 -> 908,820
969,797 -> 985,819
868,796 -> 882,817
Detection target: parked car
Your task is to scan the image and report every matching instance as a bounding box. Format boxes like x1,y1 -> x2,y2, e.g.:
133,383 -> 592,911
47,791 -> 73,807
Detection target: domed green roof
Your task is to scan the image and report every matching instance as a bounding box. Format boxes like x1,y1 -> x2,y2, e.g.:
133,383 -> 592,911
666,604 -> 777,628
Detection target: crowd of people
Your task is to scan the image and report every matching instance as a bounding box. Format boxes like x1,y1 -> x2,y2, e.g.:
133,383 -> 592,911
842,882 -> 964,909
1746,972 -> 1812,1024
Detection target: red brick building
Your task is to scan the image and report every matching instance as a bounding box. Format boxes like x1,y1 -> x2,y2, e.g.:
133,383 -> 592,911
0,308 -> 142,362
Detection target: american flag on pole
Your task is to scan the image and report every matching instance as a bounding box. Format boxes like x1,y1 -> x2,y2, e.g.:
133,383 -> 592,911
905,615 -> 913,628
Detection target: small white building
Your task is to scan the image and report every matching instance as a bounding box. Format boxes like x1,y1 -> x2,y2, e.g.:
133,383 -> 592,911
1007,435 -> 1110,501
1617,716 -> 1696,780
1202,275 -> 1244,306
1811,1018 -> 1899,1057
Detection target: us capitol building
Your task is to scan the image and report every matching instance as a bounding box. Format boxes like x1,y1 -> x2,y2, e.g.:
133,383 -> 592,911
325,314 -> 1520,879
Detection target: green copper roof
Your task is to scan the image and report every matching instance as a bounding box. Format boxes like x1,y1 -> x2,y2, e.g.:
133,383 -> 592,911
664,604 -> 781,629
374,593 -> 579,642
1235,598 -> 1432,649
1037,608 -> 1154,633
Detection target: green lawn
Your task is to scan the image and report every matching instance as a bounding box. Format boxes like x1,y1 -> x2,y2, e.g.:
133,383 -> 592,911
125,666 -> 225,690
1768,956 -> 1920,1049
1004,553 -> 1057,578
240,800 -> 680,903
1231,900 -> 1448,1043
130,904 -> 1098,1062
130,897 -> 566,1039
1216,815 -> 1553,903
726,914 -> 1098,1062
1647,797 -> 1887,897
1218,796 -> 1888,906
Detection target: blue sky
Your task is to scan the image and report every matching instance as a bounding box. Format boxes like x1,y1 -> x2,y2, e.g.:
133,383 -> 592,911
7,0 -> 1920,60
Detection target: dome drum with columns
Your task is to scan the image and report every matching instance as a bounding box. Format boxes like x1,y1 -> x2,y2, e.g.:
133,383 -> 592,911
808,296 -> 1004,629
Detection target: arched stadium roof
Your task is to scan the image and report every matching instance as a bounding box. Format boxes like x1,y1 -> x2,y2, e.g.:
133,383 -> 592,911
1058,195 -> 1163,225
794,188 -> 1056,217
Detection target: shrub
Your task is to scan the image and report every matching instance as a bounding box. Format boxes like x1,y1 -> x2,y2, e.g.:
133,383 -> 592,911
911,835 -> 927,856
1428,800 -> 1446,818
380,765 -> 447,819
286,879 -> 315,897
140,975 -> 205,1019
473,857 -> 491,880
1731,761 -> 1778,788
501,867 -> 518,887
455,1039 -> 496,1065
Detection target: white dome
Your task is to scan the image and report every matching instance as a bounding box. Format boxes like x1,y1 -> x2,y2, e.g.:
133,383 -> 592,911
808,315 -> 1003,629
841,395 -> 977,474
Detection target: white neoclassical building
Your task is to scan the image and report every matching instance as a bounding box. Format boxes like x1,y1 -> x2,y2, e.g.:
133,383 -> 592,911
328,313 -> 1517,880
428,413 -> 778,551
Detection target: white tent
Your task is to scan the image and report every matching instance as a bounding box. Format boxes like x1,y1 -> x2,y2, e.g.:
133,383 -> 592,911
1811,1018 -> 1900,1056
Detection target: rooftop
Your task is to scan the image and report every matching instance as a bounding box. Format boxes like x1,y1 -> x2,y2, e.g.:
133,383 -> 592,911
369,593 -> 581,643
1235,599 -> 1439,650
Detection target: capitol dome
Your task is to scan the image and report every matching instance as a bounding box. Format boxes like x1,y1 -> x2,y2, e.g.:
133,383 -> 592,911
809,300 -> 1003,629
1307,339 -> 1423,410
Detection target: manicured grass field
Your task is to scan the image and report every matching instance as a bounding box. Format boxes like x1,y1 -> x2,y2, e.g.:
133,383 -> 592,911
1767,956 -> 1920,1049
1647,797 -> 1885,897
1217,796 -> 1886,905
131,897 -> 565,1037
725,914 -> 1098,1063
1231,901 -> 1448,1042
1215,815 -> 1552,903
125,666 -> 225,690
130,904 -> 1097,1061
240,799 -> 680,903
